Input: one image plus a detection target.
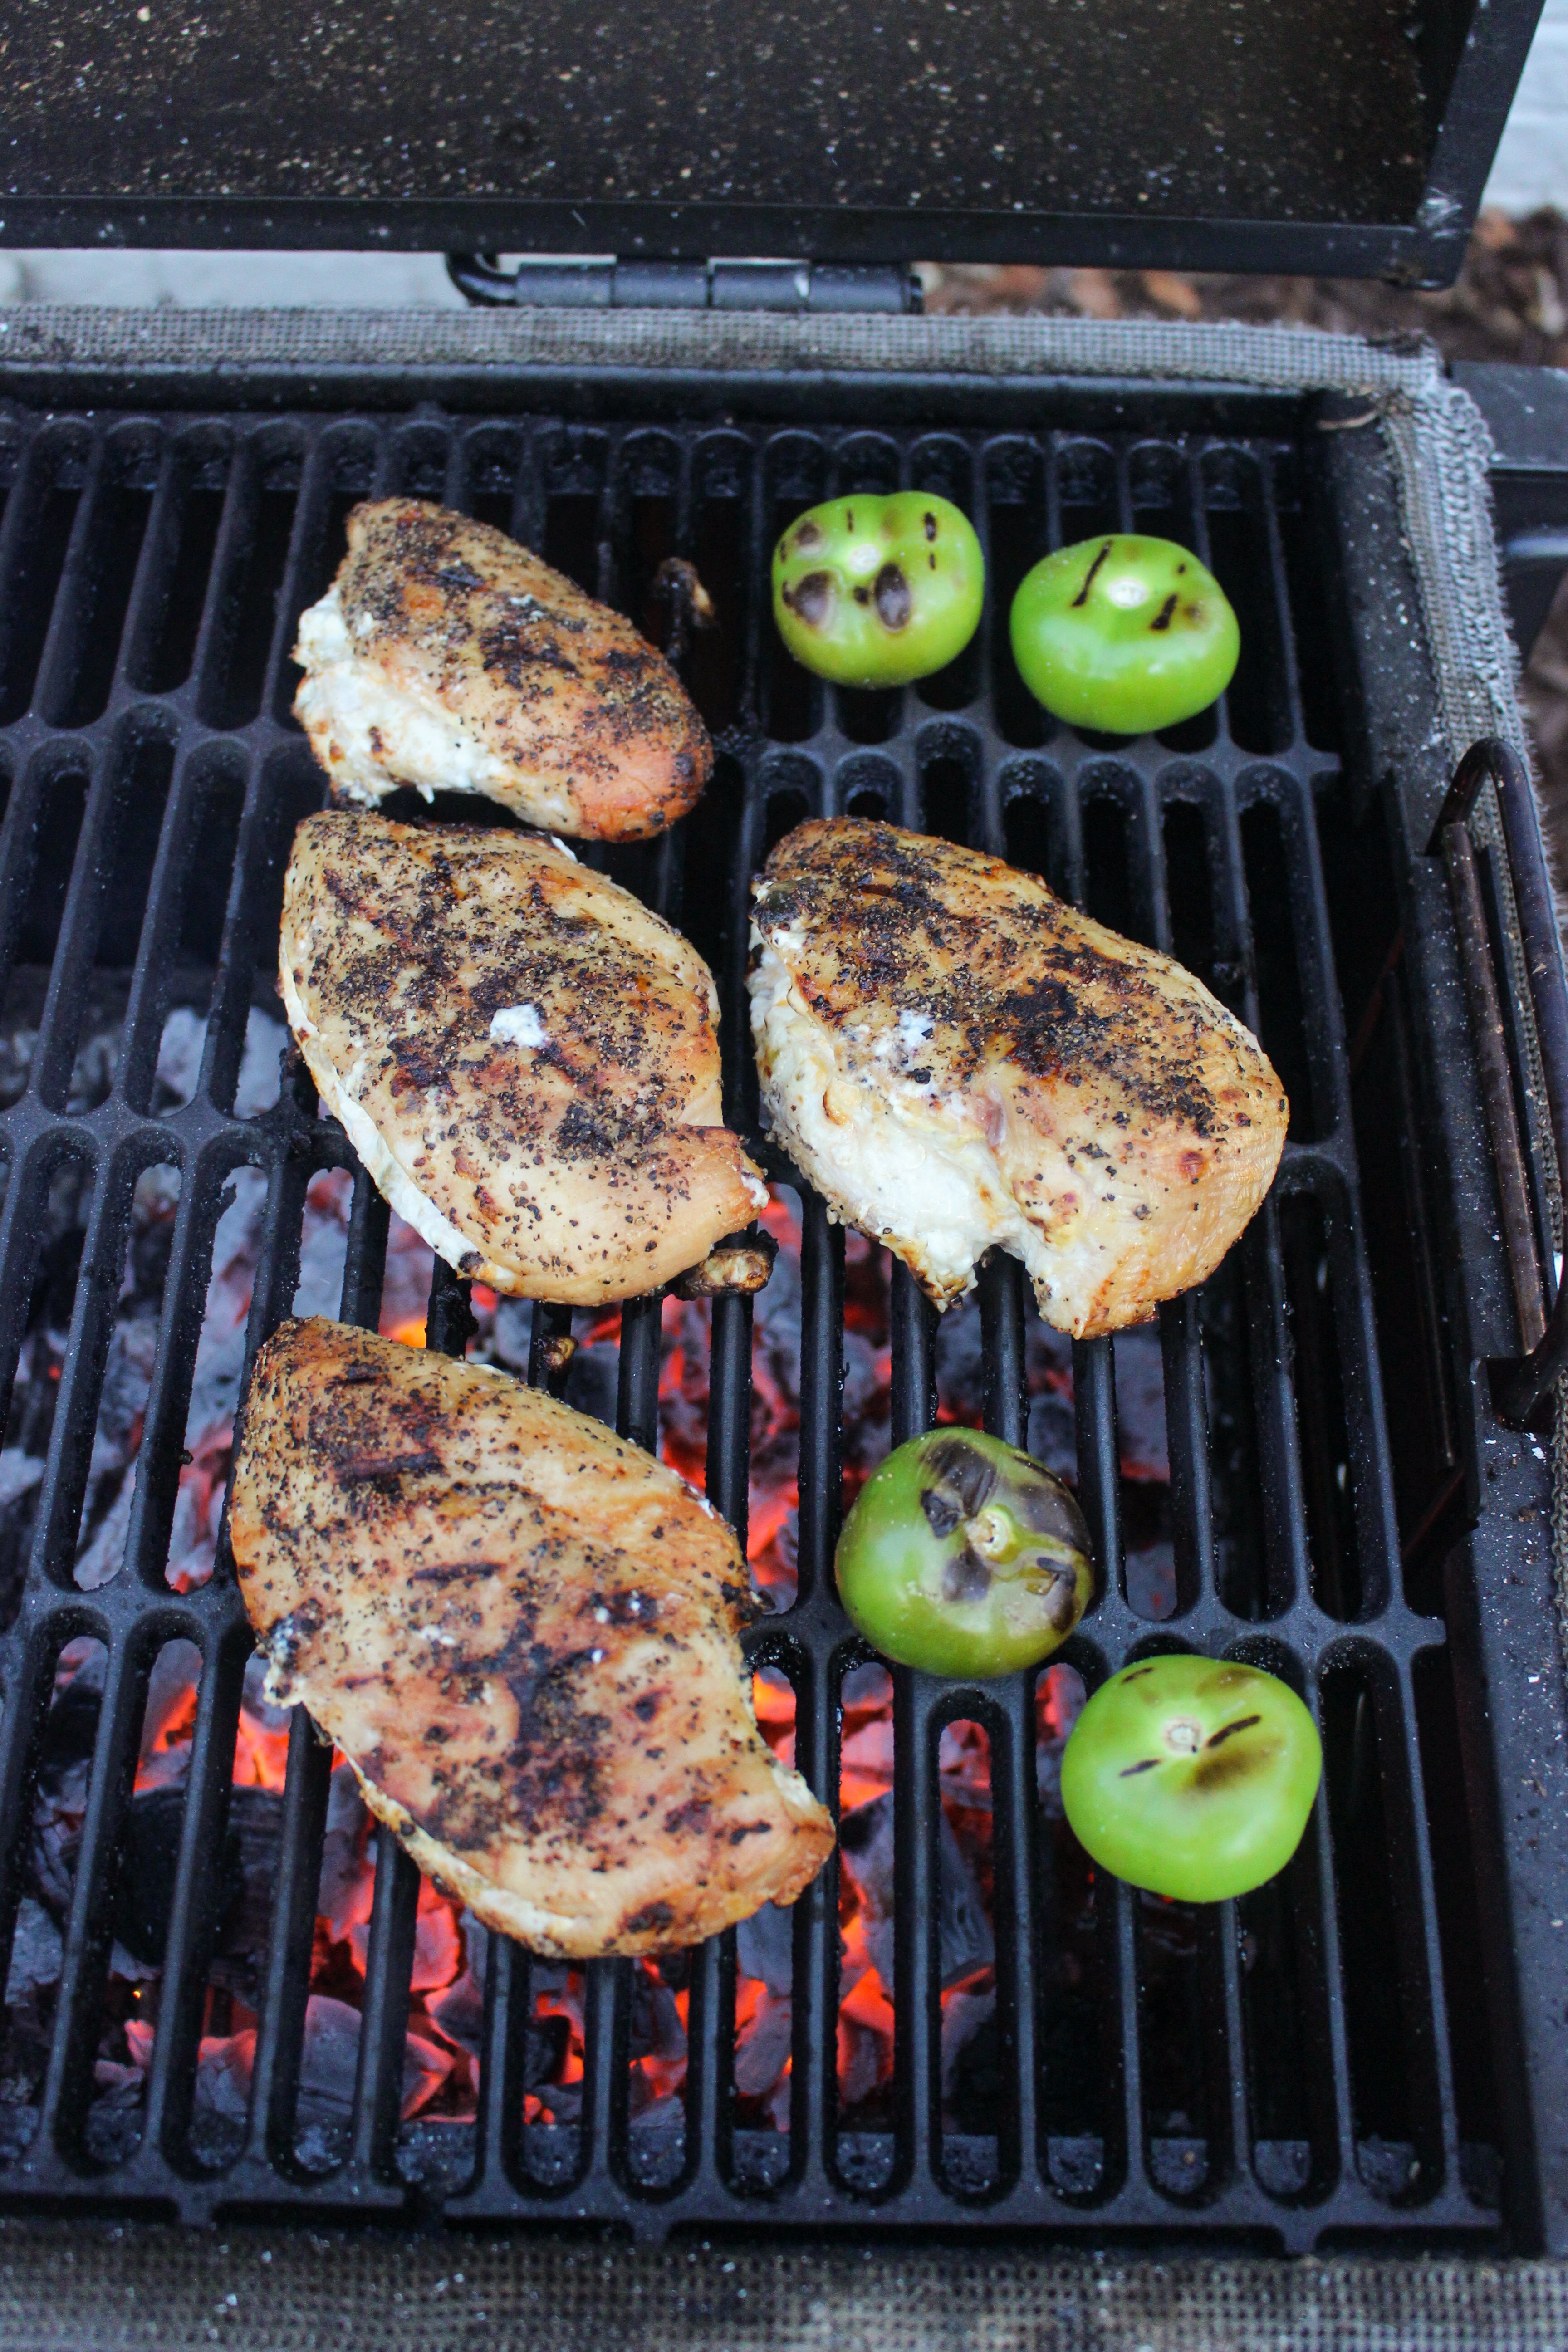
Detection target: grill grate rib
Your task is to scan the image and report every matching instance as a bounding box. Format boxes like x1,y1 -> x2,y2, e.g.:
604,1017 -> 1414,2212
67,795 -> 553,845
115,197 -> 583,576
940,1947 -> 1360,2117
0,396 -> 1506,2246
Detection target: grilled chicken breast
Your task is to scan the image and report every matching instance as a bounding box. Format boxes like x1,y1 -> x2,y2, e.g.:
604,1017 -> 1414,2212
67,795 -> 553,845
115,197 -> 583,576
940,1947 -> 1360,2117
282,809 -> 764,1306
231,1319 -> 834,1958
750,819 -> 1286,1337
292,500 -> 711,841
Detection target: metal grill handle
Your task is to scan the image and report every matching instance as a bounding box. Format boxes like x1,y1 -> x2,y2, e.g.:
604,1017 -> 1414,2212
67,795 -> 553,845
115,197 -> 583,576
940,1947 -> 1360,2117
1427,737 -> 1568,1426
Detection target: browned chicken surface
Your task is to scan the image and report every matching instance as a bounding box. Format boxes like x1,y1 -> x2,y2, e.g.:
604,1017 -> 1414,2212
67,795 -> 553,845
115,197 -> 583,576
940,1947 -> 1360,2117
750,819 -> 1287,1337
292,499 -> 710,840
230,1318 -> 835,1959
281,810 -> 764,1306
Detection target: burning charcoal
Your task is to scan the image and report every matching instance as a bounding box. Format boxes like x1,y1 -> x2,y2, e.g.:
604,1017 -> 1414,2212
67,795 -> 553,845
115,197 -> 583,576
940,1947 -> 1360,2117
0,1456 -> 43,1515
941,1984 -> 1003,2134
837,2014 -> 885,2110
407,1890 -> 465,1986
561,1332 -> 619,1429
153,1007 -> 205,1110
31,1660 -> 103,1910
0,1179 -> 98,1613
113,1787 -> 186,1967
67,1029 -> 117,1117
524,2009 -> 579,2121
134,1641 -> 201,1792
524,1961 -> 585,2122
427,1968 -> 483,2055
934,1291 -> 987,1425
735,1899 -> 794,1994
843,1326 -> 893,1487
28,1832 -> 78,1923
291,1167 -> 356,1318
377,1213 -> 437,1347
353,1882 -> 460,1992
156,1004 -> 286,1120
195,2027 -> 255,2122
1112,1329 -> 1176,1616
838,1793 -> 994,1991
734,1985 -> 793,2098
1112,1328 -> 1170,1482
1035,1665 -> 1086,1820
0,1453 -> 43,1624
401,2028 -> 455,2118
74,1314 -> 160,1591
940,1980 -> 998,2100
117,1784 -> 243,1967
93,2016 -> 154,2107
1025,1321 -> 1077,1482
627,2097 -> 685,2177
292,1993 -> 452,2128
0,1025 -> 36,1110
209,1787 -> 286,1998
316,1764 -> 371,1943
491,1298 -> 532,1372
294,1994 -> 366,2126
4,1898 -> 61,2006
164,1163 -> 276,1591
628,1963 -> 687,2117
840,1712 -> 895,1801
659,1295 -> 711,1483
108,1941 -> 161,1989
841,1661 -> 888,1710
939,1721 -> 995,1815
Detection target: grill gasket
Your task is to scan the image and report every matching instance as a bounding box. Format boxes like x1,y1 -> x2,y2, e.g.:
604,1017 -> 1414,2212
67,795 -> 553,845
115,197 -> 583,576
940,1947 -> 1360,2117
0,390 -> 1524,2247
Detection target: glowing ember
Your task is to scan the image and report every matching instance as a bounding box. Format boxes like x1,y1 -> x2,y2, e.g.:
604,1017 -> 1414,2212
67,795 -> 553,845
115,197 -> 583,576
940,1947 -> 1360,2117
525,1969 -> 585,2126
836,1663 -> 897,2122
0,993 -> 1177,2163
734,1670 -> 799,2134
383,1317 -> 428,1350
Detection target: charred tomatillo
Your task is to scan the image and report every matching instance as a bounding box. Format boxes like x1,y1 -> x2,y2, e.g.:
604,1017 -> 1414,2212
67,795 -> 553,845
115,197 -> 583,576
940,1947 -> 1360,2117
834,1429 -> 1094,1678
1010,534 -> 1239,735
1060,1656 -> 1321,1903
773,493 -> 984,687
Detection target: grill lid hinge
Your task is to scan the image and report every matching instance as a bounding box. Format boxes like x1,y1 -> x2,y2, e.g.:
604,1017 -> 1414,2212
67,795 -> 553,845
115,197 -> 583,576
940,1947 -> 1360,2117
445,253 -> 920,312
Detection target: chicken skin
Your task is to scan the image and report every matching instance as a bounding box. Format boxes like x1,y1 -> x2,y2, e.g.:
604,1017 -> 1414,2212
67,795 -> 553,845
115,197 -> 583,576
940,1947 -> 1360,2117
292,500 -> 710,840
230,1319 -> 834,1958
281,810 -> 764,1306
750,818 -> 1286,1337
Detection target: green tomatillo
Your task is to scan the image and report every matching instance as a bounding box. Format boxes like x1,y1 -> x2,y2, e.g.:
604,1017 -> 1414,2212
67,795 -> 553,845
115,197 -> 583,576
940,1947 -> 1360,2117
773,493 -> 985,688
1059,1655 -> 1322,1903
834,1428 -> 1094,1678
1009,533 -> 1240,734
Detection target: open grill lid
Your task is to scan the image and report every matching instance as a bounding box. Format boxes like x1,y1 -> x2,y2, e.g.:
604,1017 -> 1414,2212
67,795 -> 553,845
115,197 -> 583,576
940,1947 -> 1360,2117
0,0 -> 1550,285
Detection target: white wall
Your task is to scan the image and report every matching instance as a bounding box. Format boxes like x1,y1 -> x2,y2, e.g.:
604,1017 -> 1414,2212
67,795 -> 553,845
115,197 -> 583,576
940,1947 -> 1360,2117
0,248 -> 462,308
1483,0 -> 1568,212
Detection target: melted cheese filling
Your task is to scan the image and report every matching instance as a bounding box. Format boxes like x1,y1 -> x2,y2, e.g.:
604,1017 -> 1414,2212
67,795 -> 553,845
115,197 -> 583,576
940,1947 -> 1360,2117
750,930 -> 1059,1306
490,1003 -> 549,1049
294,585 -> 578,828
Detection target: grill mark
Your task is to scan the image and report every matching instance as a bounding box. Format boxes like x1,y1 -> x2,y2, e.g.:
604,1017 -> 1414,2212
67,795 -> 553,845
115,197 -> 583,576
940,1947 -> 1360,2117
337,1447 -> 442,1484
1204,1712 -> 1263,1749
1072,541 -> 1113,607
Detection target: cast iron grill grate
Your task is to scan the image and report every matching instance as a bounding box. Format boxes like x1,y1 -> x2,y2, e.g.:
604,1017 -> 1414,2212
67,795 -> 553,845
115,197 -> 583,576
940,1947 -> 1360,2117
0,396 -> 1503,2244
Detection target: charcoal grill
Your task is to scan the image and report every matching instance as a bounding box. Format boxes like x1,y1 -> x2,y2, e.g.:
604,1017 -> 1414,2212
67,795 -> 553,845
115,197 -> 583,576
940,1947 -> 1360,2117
0,333 -> 1563,2264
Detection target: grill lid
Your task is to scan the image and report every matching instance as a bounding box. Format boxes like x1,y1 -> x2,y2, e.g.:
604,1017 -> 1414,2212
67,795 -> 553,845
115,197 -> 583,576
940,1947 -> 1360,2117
0,0 -> 1548,285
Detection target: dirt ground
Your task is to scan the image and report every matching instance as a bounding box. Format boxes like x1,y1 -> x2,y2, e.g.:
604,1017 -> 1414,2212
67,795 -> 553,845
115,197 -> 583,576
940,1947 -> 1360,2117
923,209 -> 1568,874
